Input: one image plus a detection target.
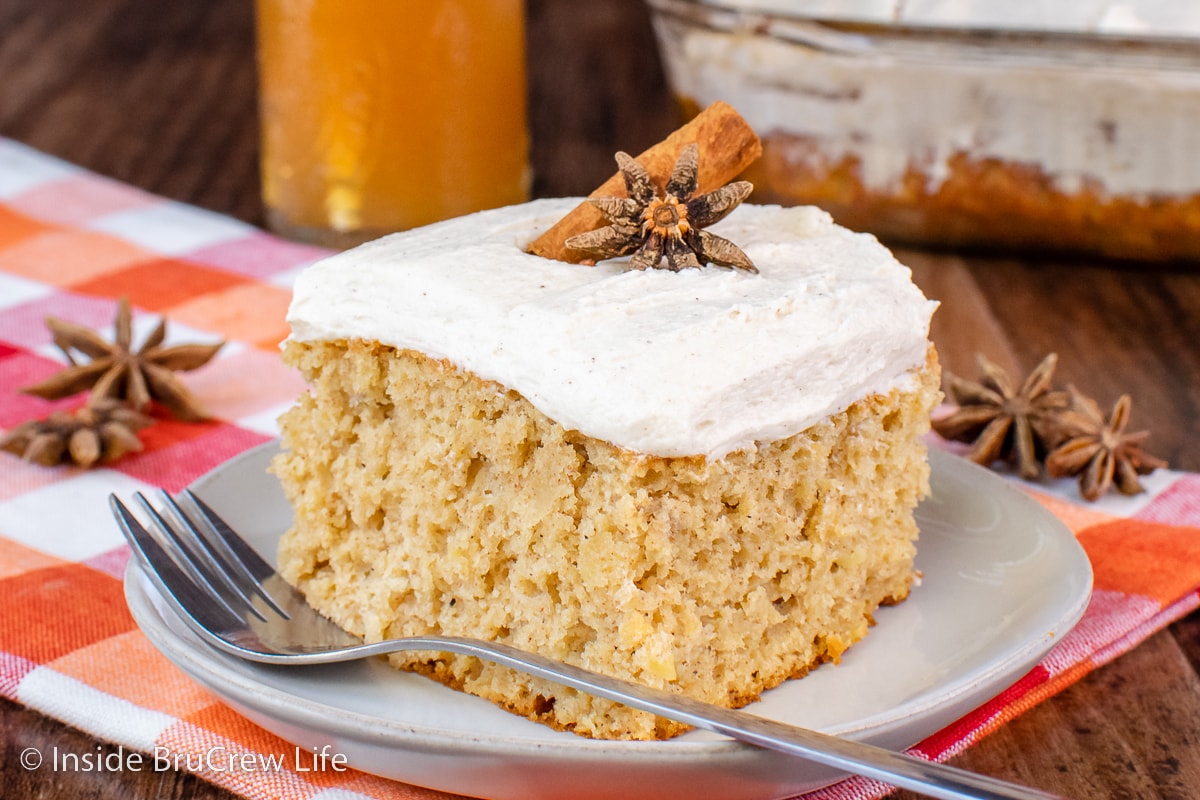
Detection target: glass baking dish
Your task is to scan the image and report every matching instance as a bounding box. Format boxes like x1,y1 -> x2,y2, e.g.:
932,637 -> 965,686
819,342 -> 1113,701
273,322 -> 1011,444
647,0 -> 1200,261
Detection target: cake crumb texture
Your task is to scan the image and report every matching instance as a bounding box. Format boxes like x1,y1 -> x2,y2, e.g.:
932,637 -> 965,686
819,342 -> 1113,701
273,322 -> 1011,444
273,339 -> 941,740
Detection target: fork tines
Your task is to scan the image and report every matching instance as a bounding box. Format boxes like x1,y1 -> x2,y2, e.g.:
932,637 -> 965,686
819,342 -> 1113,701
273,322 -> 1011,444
110,490 -> 287,631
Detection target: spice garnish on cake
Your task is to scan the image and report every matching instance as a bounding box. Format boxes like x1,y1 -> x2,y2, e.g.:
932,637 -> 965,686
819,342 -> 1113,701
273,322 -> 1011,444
565,143 -> 755,272
272,104 -> 941,739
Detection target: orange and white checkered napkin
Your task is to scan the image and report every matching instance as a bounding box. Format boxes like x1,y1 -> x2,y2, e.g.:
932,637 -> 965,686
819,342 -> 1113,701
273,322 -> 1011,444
1,137 -> 1198,800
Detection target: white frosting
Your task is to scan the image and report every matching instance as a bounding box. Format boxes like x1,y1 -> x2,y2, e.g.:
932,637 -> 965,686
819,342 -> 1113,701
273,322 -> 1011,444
652,5 -> 1200,197
286,198 -> 936,460
695,0 -> 1200,38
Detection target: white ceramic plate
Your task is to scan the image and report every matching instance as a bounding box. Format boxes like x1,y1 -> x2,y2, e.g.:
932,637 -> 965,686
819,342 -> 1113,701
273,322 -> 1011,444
125,443 -> 1092,800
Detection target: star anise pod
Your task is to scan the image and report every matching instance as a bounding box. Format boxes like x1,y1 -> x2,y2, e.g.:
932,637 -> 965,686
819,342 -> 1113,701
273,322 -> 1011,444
565,143 -> 757,273
1044,390 -> 1167,502
20,298 -> 223,421
932,353 -> 1071,480
0,398 -> 153,468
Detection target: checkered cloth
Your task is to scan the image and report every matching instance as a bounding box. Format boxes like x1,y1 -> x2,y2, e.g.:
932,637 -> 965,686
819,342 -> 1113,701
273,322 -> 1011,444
1,137 -> 1198,800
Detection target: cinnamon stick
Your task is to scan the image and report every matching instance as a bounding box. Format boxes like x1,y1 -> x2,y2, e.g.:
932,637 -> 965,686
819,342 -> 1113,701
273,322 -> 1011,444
527,101 -> 762,263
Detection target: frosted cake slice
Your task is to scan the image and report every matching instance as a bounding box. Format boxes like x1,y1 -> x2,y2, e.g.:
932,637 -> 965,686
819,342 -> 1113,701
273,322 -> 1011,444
272,198 -> 940,740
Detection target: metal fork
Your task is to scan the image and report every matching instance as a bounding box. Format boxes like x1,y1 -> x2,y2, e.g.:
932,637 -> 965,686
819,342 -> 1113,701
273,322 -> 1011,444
110,490 -> 1065,800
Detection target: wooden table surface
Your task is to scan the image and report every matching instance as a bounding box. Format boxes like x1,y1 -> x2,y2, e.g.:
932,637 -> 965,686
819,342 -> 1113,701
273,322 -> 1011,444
2,1 -> 1198,798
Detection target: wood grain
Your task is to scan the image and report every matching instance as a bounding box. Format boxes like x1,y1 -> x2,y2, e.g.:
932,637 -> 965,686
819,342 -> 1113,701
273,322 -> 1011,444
1,0 -> 1198,798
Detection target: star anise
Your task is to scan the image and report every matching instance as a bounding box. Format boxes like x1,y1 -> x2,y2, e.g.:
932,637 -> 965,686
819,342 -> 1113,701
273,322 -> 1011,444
1044,390 -> 1167,501
565,143 -> 756,273
20,298 -> 223,421
932,353 -> 1071,480
0,398 -> 152,468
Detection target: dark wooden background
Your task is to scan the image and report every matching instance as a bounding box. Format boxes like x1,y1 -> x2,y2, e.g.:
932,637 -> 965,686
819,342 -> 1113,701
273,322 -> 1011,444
2,1 -> 1198,798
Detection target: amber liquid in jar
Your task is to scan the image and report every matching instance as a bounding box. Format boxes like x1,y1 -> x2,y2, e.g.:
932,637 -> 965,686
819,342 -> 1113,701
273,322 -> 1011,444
255,0 -> 529,248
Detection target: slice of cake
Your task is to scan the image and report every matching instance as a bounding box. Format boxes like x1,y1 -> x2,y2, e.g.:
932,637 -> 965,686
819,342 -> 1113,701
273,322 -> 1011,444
272,196 -> 940,740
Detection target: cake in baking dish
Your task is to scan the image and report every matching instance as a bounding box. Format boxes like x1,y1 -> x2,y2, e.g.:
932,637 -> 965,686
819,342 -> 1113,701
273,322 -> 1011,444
651,3 -> 1200,261
271,197 -> 940,740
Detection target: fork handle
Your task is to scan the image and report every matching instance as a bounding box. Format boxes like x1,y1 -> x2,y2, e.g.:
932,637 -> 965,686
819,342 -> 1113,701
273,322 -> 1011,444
353,636 -> 1064,800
